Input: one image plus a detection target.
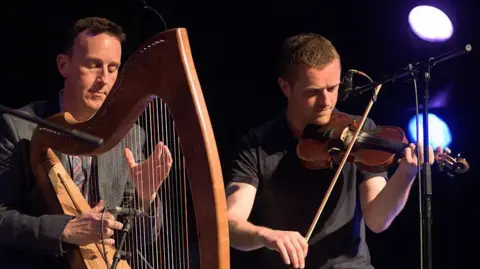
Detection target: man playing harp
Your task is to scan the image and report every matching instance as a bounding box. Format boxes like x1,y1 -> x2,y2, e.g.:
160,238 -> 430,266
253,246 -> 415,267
0,17 -> 171,269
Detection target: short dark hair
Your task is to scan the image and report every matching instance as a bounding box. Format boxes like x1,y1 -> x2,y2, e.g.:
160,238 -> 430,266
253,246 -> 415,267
63,17 -> 126,54
278,33 -> 340,83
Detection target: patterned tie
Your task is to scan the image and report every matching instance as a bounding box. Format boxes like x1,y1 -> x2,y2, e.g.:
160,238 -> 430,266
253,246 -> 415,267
72,156 -> 85,189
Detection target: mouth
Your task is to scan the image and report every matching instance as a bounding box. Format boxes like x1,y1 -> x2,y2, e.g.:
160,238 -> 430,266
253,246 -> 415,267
315,108 -> 330,113
88,90 -> 107,95
86,92 -> 107,100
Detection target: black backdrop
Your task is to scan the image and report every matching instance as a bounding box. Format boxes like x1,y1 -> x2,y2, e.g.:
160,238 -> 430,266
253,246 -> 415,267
1,1 -> 478,268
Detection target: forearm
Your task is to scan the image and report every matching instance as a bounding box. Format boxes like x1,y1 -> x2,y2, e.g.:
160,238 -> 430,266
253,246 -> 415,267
140,192 -> 157,213
0,210 -> 73,256
364,168 -> 415,233
228,217 -> 269,251
121,192 -> 162,245
141,195 -> 162,242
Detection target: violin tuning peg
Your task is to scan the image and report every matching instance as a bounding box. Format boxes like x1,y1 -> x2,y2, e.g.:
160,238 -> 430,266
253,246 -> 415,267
457,153 -> 462,158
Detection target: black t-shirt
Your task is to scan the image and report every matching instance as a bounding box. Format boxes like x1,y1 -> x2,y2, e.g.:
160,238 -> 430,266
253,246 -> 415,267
228,110 -> 388,269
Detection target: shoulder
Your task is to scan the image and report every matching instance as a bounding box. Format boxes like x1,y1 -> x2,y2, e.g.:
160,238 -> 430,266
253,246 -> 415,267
237,114 -> 285,149
0,100 -> 48,142
1,99 -> 56,124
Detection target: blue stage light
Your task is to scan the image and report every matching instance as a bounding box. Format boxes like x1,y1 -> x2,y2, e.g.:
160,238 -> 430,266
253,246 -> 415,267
408,113 -> 451,149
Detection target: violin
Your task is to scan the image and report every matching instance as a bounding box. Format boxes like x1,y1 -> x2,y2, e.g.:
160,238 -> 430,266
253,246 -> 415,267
297,111 -> 469,176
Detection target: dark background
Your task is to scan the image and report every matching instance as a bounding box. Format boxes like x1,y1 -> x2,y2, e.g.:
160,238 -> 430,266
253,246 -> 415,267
1,0 -> 478,268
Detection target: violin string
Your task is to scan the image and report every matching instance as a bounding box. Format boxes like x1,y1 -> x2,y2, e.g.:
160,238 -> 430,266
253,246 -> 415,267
355,131 -> 407,154
356,135 -> 406,153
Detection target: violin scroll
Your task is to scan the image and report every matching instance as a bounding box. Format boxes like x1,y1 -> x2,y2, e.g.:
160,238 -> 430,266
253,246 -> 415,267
435,147 -> 470,177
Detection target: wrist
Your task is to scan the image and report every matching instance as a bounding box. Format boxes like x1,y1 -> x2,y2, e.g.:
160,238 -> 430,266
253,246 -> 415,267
138,190 -> 157,204
255,226 -> 272,246
61,226 -> 70,243
396,163 -> 417,183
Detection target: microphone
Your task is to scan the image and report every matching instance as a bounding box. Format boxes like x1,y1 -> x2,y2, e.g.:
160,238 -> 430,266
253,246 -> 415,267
339,70 -> 354,101
108,206 -> 146,217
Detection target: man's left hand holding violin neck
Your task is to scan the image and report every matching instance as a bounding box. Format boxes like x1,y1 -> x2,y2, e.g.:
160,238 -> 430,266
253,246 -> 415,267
360,142 -> 435,233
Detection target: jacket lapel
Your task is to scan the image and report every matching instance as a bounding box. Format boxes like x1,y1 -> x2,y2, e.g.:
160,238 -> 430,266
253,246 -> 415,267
97,152 -> 114,209
97,143 -> 130,209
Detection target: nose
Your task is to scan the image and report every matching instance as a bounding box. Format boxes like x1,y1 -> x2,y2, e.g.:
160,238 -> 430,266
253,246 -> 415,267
315,90 -> 330,106
96,66 -> 108,84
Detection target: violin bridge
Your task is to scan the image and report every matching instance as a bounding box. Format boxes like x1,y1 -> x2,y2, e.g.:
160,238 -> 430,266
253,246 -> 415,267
340,127 -> 354,148
328,147 -> 341,154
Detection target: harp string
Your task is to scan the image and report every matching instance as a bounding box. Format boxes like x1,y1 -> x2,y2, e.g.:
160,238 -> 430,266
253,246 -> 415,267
117,97 -> 189,269
132,112 -> 142,269
169,99 -> 188,269
161,99 -> 171,269
151,101 -> 158,269
146,100 -> 155,267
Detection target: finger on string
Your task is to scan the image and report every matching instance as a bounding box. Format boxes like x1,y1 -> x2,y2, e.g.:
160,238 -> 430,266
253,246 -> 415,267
152,142 -> 164,161
434,146 -> 443,161
409,143 -> 416,158
404,146 -> 413,163
429,145 -> 435,165
103,212 -> 115,221
96,238 -> 115,245
164,145 -> 173,167
100,227 -> 114,238
124,148 -> 137,168
155,142 -> 173,167
418,142 -> 425,163
103,219 -> 124,230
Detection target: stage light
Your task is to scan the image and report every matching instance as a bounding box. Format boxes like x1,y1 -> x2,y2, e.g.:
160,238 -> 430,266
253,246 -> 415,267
408,113 -> 452,149
408,5 -> 453,42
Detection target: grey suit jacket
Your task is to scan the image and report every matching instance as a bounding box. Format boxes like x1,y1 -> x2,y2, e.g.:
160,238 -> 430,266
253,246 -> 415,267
0,98 -> 147,269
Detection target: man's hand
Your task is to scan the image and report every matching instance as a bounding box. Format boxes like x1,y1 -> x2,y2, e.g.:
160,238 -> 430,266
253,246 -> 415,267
124,142 -> 173,202
61,200 -> 123,246
259,228 -> 308,269
399,142 -> 435,179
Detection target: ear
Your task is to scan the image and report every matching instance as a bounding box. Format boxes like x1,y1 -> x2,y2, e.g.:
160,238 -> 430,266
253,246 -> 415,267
277,77 -> 292,98
56,54 -> 70,78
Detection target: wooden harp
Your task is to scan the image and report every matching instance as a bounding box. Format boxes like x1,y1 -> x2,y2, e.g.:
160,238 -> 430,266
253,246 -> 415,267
29,28 -> 230,269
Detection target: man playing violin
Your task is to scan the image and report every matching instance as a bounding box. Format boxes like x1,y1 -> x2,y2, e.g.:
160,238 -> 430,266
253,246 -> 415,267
0,17 -> 172,268
226,33 -> 435,269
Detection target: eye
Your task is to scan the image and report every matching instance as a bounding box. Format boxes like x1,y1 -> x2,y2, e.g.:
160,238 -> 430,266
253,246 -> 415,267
327,86 -> 338,92
108,65 -> 118,73
304,88 -> 323,96
86,61 -> 100,69
304,89 -> 318,96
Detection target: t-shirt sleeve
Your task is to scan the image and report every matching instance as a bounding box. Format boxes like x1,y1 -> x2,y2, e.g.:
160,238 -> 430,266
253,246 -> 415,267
356,117 -> 389,185
228,132 -> 260,189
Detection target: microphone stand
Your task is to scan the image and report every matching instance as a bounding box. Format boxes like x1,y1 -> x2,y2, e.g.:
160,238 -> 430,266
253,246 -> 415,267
0,104 -> 103,146
111,217 -> 132,269
351,44 -> 472,269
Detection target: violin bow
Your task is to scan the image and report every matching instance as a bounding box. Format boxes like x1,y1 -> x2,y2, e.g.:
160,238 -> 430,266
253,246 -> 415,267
304,70 -> 381,242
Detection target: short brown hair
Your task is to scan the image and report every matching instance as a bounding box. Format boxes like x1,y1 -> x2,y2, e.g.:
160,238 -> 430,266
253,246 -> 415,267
278,33 -> 340,83
63,17 -> 126,54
